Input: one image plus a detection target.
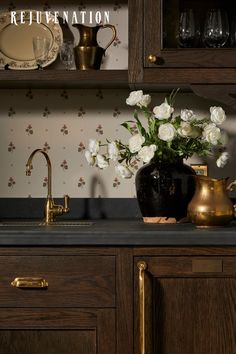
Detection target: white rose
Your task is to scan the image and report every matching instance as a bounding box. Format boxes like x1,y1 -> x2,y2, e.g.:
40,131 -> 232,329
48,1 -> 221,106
202,123 -> 221,145
138,94 -> 151,107
129,134 -> 145,153
210,106 -> 226,125
216,152 -> 229,168
180,109 -> 194,122
138,145 -> 157,163
126,90 -> 144,106
177,122 -> 192,137
115,164 -> 133,179
85,150 -> 95,166
88,139 -> 99,156
153,101 -> 174,120
96,154 -> 109,169
108,142 -> 119,161
158,123 -> 176,142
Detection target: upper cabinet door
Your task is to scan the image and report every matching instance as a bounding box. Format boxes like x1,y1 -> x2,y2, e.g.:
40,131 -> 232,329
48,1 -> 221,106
144,0 -> 236,68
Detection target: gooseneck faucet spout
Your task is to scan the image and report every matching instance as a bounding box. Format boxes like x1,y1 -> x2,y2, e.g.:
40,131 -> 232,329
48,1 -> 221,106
26,149 -> 70,224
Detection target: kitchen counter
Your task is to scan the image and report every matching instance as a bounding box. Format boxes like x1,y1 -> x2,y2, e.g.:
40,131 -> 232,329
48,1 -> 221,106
0,220 -> 236,246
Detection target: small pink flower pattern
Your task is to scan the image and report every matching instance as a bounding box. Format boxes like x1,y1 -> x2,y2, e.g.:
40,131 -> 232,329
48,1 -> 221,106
113,177 -> 121,188
8,177 -> 16,188
61,125 -> 68,135
43,177 -> 48,188
96,90 -> 104,100
96,124 -> 103,135
8,107 -> 15,118
113,107 -> 121,118
78,142 -> 85,152
43,107 -> 51,118
78,107 -> 86,118
60,160 -> 68,171
113,36 -> 121,47
26,125 -> 33,135
78,177 -> 85,188
26,89 -> 33,99
43,142 -> 50,152
8,142 -> 16,152
61,90 -> 68,100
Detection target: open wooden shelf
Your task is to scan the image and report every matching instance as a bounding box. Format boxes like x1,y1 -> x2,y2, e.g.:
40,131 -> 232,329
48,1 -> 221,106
0,70 -> 129,89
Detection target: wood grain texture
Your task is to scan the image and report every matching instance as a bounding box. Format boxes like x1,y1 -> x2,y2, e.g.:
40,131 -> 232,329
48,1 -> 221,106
134,255 -> 236,354
0,70 -> 128,89
128,0 -> 144,84
0,255 -> 115,307
0,330 -> 96,354
155,278 -> 236,354
133,247 -> 236,256
116,248 -> 133,354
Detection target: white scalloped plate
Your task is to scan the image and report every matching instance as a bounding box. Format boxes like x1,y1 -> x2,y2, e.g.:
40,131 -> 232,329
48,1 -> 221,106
0,10 -> 63,70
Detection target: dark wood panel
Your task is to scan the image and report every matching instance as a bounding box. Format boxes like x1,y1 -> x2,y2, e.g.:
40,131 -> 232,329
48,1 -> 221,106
0,70 -> 128,89
134,247 -> 236,256
154,278 -> 236,354
128,0 -> 144,84
143,68 -> 236,85
0,248 -> 117,256
116,248 -> 133,354
0,256 -> 115,307
0,330 -> 96,354
135,257 -> 236,277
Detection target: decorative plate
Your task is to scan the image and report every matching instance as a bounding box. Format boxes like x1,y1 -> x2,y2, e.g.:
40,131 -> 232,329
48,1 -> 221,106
0,10 -> 63,70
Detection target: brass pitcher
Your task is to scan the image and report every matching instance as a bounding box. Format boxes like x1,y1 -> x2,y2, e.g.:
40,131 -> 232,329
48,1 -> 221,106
72,24 -> 116,70
188,175 -> 236,227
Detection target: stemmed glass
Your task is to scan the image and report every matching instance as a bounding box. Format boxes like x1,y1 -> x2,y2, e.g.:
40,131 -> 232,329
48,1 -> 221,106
178,9 -> 200,48
60,42 -> 74,70
33,36 -> 50,70
230,16 -> 236,47
203,9 -> 229,48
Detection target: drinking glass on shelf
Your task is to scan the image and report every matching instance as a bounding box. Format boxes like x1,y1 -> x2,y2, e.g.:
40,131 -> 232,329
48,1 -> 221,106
60,42 -> 74,70
230,16 -> 236,47
33,36 -> 51,69
203,9 -> 229,48
178,9 -> 200,48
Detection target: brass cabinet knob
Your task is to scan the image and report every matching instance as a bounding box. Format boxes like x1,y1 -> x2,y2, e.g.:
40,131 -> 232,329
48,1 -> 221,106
148,54 -> 158,63
11,277 -> 48,289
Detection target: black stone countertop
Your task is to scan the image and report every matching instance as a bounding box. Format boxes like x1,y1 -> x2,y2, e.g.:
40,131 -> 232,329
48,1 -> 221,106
0,220 -> 236,246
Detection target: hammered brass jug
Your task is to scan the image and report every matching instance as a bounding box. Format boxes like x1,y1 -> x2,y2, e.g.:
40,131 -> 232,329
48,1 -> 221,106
72,24 -> 116,70
188,175 -> 236,227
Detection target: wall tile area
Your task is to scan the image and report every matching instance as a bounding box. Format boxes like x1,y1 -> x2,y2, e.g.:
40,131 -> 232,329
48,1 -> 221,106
0,89 -> 235,198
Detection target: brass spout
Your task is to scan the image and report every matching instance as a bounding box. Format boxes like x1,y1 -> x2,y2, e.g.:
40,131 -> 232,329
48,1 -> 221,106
26,149 -> 70,224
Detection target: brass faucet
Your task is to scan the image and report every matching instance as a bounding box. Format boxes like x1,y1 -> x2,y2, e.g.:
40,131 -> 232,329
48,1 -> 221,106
26,149 -> 70,224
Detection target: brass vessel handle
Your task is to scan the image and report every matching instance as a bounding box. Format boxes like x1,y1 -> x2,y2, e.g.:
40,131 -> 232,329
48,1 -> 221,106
99,24 -> 117,51
137,261 -> 147,354
11,277 -> 48,289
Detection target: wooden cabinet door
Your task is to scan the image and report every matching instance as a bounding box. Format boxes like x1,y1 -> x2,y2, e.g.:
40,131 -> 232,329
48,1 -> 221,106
0,308 -> 115,354
135,256 -> 236,354
144,0 -> 236,68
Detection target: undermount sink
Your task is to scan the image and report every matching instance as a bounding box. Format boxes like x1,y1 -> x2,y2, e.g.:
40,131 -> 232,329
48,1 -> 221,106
0,221 -> 94,227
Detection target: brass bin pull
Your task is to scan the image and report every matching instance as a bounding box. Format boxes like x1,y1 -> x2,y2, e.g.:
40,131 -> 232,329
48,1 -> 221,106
137,261 -> 147,354
11,277 -> 48,289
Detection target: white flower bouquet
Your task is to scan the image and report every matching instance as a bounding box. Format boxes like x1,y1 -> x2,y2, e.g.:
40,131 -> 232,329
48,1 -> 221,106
85,90 -> 229,179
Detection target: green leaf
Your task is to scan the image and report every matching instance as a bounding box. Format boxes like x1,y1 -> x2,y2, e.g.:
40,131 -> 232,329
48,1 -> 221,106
121,122 -> 133,134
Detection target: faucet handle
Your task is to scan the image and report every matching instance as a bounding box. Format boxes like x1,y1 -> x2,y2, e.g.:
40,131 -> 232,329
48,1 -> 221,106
63,194 -> 70,213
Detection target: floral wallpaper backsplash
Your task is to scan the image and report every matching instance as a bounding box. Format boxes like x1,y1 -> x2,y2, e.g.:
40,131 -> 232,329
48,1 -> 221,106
0,90 -> 236,198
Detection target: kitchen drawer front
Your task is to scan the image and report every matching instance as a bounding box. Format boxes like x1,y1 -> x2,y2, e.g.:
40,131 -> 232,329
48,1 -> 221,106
135,256 -> 236,277
0,256 -> 115,307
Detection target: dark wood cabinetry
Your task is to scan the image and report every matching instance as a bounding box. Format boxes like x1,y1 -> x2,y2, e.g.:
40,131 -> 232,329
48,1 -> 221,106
0,248 -> 122,354
1,0 -> 236,88
0,246 -> 235,353
134,248 -> 236,354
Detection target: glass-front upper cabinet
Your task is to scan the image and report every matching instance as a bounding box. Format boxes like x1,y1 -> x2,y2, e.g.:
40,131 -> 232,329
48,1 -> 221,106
144,0 -> 236,67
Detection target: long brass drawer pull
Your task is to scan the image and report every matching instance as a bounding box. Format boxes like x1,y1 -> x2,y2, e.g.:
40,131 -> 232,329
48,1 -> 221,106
11,277 -> 48,289
137,261 -> 147,354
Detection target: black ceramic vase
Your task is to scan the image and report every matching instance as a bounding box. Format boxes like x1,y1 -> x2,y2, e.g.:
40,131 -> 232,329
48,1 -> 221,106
135,160 -> 196,222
